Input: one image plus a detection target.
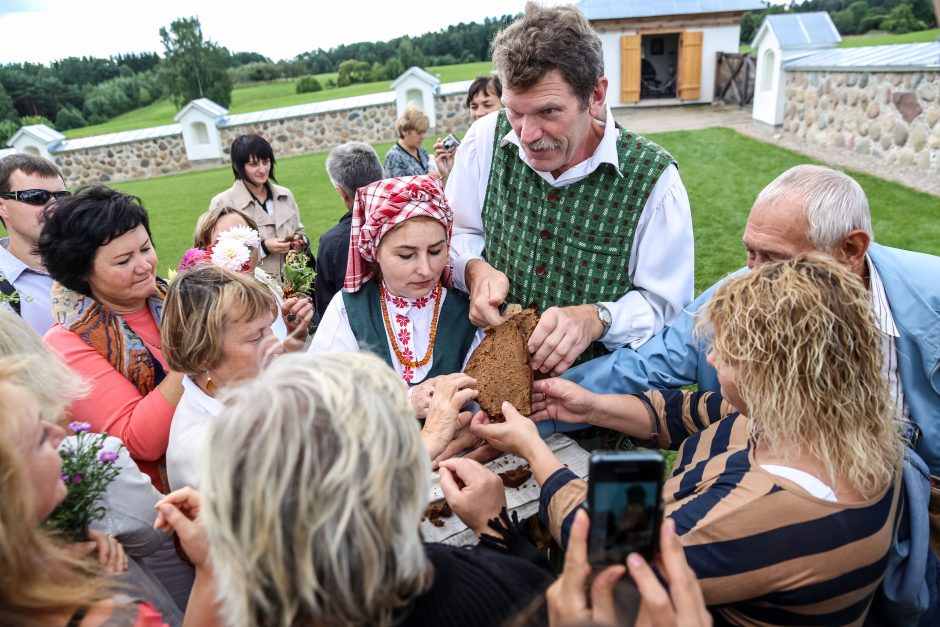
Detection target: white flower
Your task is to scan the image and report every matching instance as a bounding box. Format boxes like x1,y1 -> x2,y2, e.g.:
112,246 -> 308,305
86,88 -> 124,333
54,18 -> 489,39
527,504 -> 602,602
211,238 -> 251,271
217,225 -> 261,249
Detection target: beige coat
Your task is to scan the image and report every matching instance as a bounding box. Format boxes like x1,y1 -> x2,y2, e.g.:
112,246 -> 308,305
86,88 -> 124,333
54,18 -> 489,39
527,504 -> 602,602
208,180 -> 304,277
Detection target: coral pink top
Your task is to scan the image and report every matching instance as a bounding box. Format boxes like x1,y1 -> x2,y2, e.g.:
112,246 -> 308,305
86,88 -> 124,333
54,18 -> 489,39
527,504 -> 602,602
45,308 -> 174,492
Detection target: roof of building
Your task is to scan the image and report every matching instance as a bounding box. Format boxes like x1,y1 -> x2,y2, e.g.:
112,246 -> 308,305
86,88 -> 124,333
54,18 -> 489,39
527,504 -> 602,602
174,97 -> 228,122
390,66 -> 440,88
56,124 -> 182,152
7,124 -> 65,148
752,12 -> 841,49
784,42 -> 940,71
578,0 -> 765,20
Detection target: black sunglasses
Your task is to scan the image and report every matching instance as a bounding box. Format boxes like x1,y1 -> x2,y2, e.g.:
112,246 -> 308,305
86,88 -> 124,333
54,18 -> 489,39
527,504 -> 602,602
0,189 -> 72,206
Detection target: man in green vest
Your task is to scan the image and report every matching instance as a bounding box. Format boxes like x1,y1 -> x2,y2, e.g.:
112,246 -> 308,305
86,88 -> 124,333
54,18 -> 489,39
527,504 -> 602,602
447,2 -> 694,376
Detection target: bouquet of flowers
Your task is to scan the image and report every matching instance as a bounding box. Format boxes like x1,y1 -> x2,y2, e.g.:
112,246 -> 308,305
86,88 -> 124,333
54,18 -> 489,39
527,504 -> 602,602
283,249 -> 316,299
44,422 -> 123,542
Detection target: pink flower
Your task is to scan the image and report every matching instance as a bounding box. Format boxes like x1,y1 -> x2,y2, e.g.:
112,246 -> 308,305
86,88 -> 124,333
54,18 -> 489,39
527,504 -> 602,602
397,328 -> 411,345
68,421 -> 91,434
98,451 -> 119,464
178,247 -> 209,272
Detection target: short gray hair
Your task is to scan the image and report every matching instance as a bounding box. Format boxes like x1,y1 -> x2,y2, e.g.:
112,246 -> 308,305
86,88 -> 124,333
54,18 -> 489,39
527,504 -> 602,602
325,142 -> 385,198
202,351 -> 433,627
754,164 -> 873,251
492,2 -> 604,107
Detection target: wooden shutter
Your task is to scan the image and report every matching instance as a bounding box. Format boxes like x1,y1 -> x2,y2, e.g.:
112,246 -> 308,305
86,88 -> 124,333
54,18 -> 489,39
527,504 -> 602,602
620,35 -> 641,104
677,31 -> 703,101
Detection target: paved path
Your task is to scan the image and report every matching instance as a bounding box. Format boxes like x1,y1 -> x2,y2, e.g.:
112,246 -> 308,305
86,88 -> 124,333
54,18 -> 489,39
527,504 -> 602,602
612,104 -> 939,197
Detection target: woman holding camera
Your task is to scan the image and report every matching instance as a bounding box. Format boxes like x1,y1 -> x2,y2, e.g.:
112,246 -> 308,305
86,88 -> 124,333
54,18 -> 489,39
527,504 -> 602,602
209,134 -> 306,279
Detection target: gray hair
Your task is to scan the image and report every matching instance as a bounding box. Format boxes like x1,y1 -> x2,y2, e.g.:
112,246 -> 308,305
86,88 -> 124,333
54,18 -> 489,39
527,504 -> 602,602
754,164 -> 873,252
325,141 -> 385,198
492,2 -> 604,107
201,351 -> 433,627
0,309 -> 87,421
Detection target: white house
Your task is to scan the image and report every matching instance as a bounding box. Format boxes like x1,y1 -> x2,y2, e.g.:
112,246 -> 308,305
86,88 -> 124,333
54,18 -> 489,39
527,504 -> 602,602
174,97 -> 228,162
391,67 -> 441,129
579,0 -> 765,106
6,124 -> 65,159
751,12 -> 841,126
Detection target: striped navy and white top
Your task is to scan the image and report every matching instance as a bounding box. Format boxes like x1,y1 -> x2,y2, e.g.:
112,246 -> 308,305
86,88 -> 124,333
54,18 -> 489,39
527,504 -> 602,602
539,389 -> 903,627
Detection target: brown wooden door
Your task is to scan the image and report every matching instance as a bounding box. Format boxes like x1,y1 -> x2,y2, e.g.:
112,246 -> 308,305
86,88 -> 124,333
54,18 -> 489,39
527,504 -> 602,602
677,31 -> 703,101
620,34 -> 641,103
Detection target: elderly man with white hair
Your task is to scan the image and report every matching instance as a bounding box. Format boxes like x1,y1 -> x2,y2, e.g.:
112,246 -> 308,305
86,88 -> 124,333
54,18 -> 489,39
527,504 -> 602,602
551,164 -> 940,476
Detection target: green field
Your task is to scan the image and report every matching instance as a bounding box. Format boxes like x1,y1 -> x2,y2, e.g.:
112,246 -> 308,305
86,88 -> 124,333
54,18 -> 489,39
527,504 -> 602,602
63,61 -> 494,139
6,128 -> 935,291
50,128 -> 930,294
838,28 -> 939,47
740,27 -> 938,55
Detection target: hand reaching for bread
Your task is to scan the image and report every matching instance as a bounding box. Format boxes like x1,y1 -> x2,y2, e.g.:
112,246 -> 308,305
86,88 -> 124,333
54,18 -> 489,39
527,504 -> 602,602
438,457 -> 507,538
421,373 -> 478,460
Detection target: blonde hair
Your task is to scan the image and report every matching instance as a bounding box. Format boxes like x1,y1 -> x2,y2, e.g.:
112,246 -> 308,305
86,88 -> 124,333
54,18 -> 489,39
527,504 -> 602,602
0,366 -> 109,623
0,309 -> 87,421
202,351 -> 433,627
193,206 -> 259,248
698,254 -> 903,497
161,265 -> 278,375
396,105 -> 429,138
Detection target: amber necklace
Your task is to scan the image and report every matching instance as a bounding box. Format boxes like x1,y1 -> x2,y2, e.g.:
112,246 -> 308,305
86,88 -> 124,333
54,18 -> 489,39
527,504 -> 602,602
379,281 -> 443,369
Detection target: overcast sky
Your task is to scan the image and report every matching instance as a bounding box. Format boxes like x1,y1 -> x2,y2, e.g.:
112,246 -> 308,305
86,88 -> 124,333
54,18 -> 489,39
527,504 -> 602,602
0,0 -> 565,65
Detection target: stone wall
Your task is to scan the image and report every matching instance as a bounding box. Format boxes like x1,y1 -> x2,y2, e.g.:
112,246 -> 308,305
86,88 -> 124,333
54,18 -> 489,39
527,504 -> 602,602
55,93 -> 471,186
782,69 -> 940,175
58,134 -> 189,188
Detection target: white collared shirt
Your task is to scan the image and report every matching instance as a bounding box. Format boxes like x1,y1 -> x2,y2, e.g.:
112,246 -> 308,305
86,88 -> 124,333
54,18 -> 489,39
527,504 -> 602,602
0,237 -> 55,335
446,107 -> 694,350
166,375 -> 224,492
867,255 -> 906,418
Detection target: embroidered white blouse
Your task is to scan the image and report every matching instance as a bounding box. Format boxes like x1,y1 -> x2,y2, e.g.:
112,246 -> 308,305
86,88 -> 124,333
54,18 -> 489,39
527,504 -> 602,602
309,282 -> 483,383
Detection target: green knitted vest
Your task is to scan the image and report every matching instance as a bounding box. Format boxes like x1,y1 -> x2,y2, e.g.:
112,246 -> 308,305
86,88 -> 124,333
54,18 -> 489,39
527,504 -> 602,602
342,280 -> 479,386
482,110 -> 676,362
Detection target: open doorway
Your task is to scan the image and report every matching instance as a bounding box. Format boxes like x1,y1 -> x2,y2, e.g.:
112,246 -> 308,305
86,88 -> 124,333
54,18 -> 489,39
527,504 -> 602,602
640,33 -> 679,99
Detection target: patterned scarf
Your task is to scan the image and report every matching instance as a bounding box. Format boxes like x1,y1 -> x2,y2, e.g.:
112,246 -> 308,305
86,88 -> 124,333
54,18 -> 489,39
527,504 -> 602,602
344,175 -> 453,292
50,280 -> 168,396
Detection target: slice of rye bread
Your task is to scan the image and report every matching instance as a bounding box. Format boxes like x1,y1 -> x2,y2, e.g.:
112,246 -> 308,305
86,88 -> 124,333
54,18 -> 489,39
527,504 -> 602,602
464,309 -> 538,420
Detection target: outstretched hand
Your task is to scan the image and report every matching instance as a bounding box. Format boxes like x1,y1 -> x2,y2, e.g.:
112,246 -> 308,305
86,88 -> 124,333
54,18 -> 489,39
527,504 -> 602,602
530,377 -> 597,424
154,487 -> 210,569
438,457 -> 507,537
468,402 -> 542,461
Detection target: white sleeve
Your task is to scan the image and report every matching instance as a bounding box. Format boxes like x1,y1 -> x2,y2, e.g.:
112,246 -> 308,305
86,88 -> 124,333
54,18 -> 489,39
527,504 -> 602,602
446,114 -> 498,292
600,164 -> 694,350
308,291 -> 361,353
88,436 -> 168,557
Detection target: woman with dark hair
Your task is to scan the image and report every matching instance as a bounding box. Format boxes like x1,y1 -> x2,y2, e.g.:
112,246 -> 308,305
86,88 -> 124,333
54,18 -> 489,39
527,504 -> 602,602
208,134 -> 305,278
38,186 -> 196,610
432,75 -> 502,185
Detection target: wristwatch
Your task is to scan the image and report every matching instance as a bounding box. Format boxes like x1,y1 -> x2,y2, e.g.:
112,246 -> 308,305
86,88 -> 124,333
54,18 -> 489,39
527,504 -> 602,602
593,303 -> 612,340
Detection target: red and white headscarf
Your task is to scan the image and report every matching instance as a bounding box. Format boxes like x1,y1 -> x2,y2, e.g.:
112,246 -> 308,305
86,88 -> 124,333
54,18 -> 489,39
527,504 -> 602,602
343,175 -> 453,292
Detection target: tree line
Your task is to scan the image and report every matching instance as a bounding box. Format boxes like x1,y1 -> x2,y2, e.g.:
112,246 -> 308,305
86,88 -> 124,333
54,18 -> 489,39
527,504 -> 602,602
740,0 -> 937,43
0,14 -> 514,144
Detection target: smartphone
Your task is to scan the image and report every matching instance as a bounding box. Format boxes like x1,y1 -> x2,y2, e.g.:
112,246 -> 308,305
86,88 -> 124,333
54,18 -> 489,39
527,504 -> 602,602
587,451 -> 665,567
442,133 -> 461,151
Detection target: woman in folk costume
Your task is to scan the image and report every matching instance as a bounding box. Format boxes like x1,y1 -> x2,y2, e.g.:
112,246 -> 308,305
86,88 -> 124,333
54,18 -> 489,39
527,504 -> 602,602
309,175 -> 482,418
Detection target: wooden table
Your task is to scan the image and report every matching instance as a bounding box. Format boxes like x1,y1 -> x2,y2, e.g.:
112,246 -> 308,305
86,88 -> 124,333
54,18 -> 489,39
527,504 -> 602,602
421,433 -> 591,546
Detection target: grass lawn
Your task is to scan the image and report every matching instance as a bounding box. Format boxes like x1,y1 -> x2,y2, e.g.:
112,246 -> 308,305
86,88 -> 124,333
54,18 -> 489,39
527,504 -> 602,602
838,28 -> 939,47
5,128 -> 934,290
31,127 -> 926,293
63,61 -> 494,139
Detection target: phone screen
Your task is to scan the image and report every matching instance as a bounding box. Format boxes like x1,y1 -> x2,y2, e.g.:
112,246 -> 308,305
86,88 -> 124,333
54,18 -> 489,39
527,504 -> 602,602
588,452 -> 663,566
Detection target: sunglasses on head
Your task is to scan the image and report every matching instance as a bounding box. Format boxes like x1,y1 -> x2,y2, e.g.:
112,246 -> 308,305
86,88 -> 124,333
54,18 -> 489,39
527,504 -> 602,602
0,189 -> 72,206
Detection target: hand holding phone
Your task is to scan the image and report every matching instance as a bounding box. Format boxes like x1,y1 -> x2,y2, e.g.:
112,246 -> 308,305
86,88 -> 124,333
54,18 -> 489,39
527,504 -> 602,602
588,451 -> 664,567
